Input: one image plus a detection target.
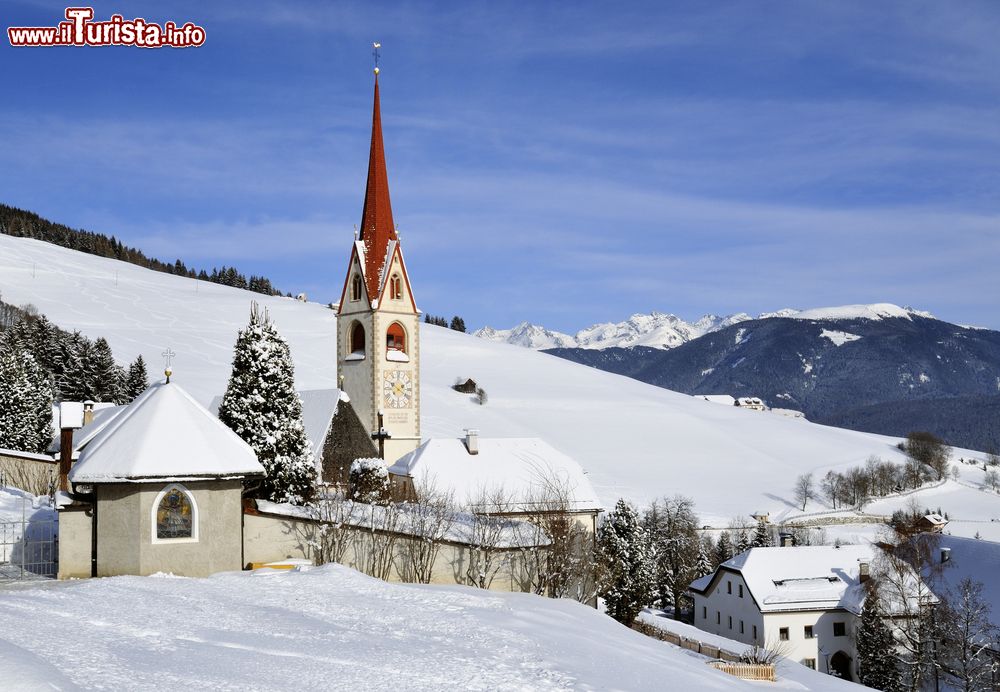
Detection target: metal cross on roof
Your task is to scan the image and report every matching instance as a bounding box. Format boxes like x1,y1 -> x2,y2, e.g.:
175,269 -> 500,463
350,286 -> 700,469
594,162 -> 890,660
373,42 -> 381,74
162,347 -> 176,383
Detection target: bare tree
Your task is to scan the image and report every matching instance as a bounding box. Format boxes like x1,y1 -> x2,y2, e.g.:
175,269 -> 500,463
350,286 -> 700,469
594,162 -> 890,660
983,469 -> 1000,493
936,577 -> 1000,692
304,492 -> 356,566
356,502 -> 400,581
464,487 -> 515,590
397,475 -> 456,584
511,470 -> 599,604
793,472 -> 814,511
873,533 -> 945,692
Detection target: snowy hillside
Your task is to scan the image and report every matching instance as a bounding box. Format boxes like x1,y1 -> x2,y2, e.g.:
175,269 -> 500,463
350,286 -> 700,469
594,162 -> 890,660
0,563 -> 861,691
2,234 -> 997,522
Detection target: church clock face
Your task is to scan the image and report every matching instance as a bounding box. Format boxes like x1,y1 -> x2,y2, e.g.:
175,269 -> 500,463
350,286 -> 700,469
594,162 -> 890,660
382,370 -> 413,408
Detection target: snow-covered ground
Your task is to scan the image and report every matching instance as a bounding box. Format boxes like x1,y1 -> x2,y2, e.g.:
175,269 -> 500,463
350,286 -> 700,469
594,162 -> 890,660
0,562 -> 841,691
2,234 -> 999,524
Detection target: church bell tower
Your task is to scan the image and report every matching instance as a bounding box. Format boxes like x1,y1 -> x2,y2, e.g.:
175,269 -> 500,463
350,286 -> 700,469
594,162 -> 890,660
336,62 -> 420,463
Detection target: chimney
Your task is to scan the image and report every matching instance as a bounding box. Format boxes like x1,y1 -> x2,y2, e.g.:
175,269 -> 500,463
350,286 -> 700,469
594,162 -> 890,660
464,429 -> 479,455
58,402 -> 85,492
941,547 -> 951,564
83,400 -> 95,426
859,562 -> 870,583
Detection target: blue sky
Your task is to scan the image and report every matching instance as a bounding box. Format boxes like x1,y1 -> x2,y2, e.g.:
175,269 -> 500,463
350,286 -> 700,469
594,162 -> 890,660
3,1 -> 999,332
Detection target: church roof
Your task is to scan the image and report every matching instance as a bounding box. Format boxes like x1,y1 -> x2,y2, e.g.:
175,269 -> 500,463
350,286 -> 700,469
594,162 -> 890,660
358,76 -> 398,301
388,437 -> 602,513
70,380 -> 264,483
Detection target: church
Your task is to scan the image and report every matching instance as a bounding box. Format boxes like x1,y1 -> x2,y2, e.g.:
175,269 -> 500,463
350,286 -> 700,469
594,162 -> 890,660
334,67 -> 421,467
50,61 -> 600,587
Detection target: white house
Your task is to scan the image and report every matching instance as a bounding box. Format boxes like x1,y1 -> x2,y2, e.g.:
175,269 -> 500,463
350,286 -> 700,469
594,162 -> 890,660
734,396 -> 767,411
689,545 -> 882,681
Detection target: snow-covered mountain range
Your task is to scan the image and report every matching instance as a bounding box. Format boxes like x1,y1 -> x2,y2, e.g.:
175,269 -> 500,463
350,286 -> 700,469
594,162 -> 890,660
474,303 -> 933,350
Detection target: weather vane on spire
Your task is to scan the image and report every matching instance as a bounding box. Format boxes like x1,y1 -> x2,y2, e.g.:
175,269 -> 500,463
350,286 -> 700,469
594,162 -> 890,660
162,347 -> 176,383
373,42 -> 381,75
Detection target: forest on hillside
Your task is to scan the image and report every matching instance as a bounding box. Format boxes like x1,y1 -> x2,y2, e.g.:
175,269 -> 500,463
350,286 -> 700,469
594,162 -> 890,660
0,203 -> 287,296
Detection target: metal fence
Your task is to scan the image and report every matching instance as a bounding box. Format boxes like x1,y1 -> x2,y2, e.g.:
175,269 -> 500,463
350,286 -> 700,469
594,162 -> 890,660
0,500 -> 58,580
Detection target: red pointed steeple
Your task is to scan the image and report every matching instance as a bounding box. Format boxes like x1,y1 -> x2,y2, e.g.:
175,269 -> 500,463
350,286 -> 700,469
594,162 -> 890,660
358,75 -> 398,300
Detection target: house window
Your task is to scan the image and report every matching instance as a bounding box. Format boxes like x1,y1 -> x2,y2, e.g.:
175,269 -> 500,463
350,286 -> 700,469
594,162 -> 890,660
804,659 -> 816,670
728,616 -> 732,630
833,622 -> 846,637
779,627 -> 789,641
740,621 -> 744,634
716,612 -> 721,625
804,625 -> 814,639
152,484 -> 197,542
702,606 -> 707,620
738,585 -> 744,598
753,625 -> 758,641
351,275 -> 362,302
350,322 -> 366,355
386,322 -> 407,354
390,274 -> 402,300
727,581 -> 732,594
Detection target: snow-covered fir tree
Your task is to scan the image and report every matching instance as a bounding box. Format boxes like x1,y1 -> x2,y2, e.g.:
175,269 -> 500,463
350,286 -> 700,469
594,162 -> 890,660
91,337 -> 122,403
123,355 -> 149,401
694,541 -> 713,579
598,498 -> 653,625
716,532 -> 734,564
857,592 -> 902,691
735,526 -> 753,555
218,303 -> 316,504
0,349 -> 54,454
751,518 -> 773,548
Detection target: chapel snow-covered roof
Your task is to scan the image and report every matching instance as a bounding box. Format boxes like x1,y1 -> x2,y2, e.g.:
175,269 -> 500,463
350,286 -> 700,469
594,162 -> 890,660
70,380 -> 264,483
388,437 -> 602,513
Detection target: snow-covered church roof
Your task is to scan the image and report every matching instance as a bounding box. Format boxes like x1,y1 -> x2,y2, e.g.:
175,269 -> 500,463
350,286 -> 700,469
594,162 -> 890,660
388,437 -> 602,513
70,380 -> 264,483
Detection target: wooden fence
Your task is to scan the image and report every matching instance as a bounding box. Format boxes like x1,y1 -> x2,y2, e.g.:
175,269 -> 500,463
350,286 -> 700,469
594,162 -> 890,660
632,621 -> 776,682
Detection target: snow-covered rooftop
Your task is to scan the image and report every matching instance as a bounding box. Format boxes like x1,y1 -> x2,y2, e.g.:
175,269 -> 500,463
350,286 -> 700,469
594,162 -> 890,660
48,404 -> 125,457
388,437 -> 602,513
692,545 -> 880,614
70,381 -> 264,483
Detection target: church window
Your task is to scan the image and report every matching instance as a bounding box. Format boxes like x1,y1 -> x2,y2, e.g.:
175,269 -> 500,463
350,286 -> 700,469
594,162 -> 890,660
390,274 -> 402,300
386,322 -> 406,354
351,275 -> 362,302
152,484 -> 197,542
350,322 -> 366,355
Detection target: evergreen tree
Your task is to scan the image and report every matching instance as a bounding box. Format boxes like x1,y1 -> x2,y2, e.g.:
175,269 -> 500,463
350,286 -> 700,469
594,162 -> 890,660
90,337 -> 121,403
597,498 -> 653,625
857,592 -> 903,691
449,316 -> 466,333
735,526 -> 751,554
217,303 -> 316,504
716,532 -> 735,565
751,518 -> 773,548
0,350 -> 54,454
694,541 -> 713,579
123,355 -> 149,401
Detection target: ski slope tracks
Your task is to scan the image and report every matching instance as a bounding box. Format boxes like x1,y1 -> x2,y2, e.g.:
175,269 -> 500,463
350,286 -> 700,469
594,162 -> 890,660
2,234 -> 998,523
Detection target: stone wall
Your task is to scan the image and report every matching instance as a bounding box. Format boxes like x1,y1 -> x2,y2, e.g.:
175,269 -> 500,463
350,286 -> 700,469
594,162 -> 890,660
243,507 -> 526,592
